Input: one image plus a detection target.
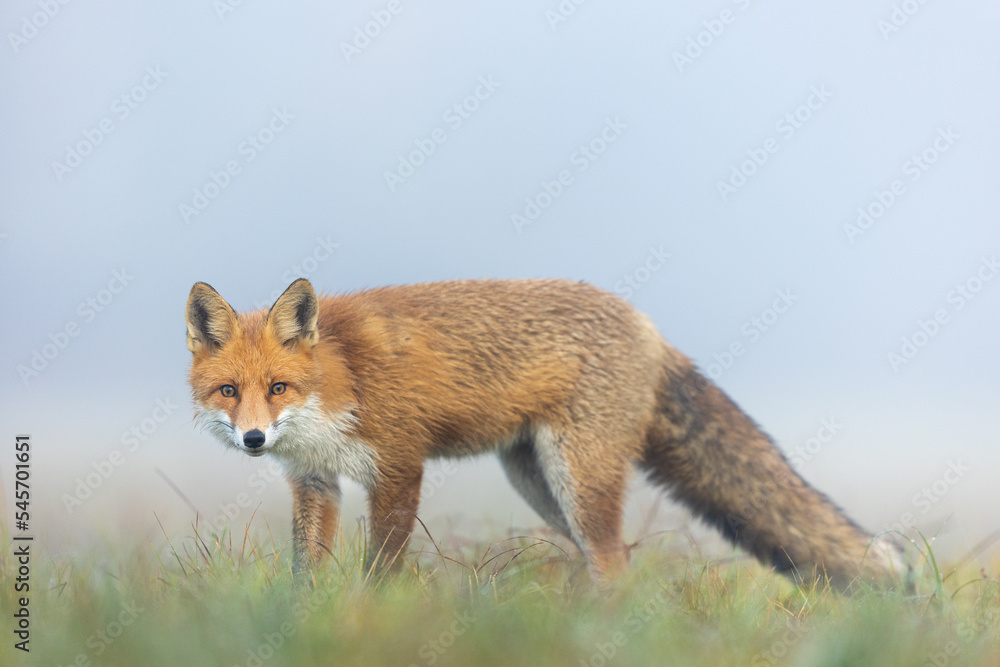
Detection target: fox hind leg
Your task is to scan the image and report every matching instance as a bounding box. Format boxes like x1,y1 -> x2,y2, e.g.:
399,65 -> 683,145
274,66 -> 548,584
498,437 -> 574,539
530,424 -> 631,582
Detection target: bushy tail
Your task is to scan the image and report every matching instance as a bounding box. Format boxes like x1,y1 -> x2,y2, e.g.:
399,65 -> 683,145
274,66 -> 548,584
640,358 -> 905,589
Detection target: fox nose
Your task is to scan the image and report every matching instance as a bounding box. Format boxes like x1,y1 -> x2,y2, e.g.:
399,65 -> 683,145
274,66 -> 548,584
243,429 -> 265,449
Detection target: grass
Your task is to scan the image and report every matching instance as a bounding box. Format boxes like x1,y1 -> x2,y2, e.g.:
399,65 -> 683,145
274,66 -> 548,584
1,516 -> 998,667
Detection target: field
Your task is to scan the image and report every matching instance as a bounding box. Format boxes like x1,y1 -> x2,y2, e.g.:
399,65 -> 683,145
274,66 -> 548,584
2,518 -> 997,667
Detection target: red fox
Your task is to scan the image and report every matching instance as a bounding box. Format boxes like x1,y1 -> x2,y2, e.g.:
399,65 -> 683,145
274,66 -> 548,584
185,278 -> 904,588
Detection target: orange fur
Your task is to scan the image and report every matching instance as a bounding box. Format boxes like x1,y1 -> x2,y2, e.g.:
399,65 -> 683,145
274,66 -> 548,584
186,278 -> 906,588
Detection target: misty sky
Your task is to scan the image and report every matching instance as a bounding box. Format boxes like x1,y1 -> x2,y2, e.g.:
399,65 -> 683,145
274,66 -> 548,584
1,1 -> 997,562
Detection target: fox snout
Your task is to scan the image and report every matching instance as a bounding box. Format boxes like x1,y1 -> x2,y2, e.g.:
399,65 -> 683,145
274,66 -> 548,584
243,429 -> 266,451
233,425 -> 271,456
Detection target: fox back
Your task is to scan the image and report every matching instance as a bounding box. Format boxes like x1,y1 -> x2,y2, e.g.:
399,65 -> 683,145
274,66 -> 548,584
186,278 -> 906,588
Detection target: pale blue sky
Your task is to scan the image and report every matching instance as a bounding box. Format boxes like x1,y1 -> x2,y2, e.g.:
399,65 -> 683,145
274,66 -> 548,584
1,1 -> 997,560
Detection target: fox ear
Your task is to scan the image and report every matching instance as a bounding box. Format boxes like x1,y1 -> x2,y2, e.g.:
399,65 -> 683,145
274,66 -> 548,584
267,278 -> 319,348
186,282 -> 239,354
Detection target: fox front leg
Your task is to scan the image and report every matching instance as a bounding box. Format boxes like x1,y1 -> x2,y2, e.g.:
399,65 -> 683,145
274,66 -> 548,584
364,465 -> 423,577
289,476 -> 341,575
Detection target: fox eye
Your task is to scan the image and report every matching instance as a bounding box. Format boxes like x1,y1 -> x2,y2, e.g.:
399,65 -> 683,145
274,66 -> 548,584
220,384 -> 237,398
270,382 -> 287,395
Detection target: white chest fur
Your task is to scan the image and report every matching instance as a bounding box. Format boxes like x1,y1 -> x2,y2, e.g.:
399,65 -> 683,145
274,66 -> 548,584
271,395 -> 379,488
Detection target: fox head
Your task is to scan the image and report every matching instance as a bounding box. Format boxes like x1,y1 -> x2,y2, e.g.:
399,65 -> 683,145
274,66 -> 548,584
185,278 -> 352,458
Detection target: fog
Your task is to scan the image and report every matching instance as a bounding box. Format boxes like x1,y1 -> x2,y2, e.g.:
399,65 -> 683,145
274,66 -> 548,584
1,0 -> 997,567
